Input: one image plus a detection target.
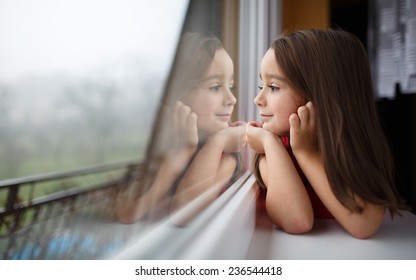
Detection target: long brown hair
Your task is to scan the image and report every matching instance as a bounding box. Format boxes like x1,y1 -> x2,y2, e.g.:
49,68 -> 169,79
255,29 -> 407,215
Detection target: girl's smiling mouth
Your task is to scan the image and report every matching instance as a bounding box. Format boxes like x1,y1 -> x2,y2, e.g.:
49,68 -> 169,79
216,113 -> 232,121
260,114 -> 273,121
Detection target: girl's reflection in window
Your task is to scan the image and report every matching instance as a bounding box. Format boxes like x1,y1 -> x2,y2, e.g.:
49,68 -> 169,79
116,33 -> 246,224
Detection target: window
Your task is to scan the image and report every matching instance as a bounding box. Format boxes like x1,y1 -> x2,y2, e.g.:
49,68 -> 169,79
0,0 -> 188,181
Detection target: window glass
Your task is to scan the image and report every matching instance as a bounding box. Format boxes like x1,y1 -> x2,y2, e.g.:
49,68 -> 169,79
0,0 -> 188,180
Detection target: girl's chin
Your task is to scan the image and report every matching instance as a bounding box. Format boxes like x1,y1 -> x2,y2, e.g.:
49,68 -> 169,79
262,124 -> 288,136
211,123 -> 229,131
198,124 -> 227,136
261,124 -> 277,133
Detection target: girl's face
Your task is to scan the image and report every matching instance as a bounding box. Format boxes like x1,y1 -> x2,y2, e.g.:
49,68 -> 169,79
185,48 -> 236,136
254,48 -> 304,136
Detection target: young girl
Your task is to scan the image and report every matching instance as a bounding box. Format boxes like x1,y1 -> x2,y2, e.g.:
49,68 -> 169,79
246,29 -> 407,239
116,32 -> 245,223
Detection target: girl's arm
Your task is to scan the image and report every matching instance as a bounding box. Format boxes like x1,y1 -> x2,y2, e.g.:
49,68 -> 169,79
290,102 -> 385,239
171,122 -> 246,212
246,122 -> 314,234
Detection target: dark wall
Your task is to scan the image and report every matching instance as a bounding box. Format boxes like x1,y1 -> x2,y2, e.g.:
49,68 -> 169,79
330,0 -> 368,48
377,86 -> 416,212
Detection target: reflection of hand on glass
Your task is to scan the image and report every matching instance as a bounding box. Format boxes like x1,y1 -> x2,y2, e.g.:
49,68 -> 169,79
163,101 -> 198,175
216,121 -> 247,153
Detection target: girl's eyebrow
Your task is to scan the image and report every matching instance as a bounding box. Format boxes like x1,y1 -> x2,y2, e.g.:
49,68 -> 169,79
259,73 -> 287,82
202,74 -> 222,82
201,74 -> 234,82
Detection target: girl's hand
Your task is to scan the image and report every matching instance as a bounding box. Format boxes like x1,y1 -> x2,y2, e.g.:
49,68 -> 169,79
174,101 -> 199,150
289,102 -> 319,157
165,101 -> 199,174
246,121 -> 281,154
209,121 -> 247,153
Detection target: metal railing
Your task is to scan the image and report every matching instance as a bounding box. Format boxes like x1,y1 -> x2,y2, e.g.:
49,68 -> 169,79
0,160 -> 142,259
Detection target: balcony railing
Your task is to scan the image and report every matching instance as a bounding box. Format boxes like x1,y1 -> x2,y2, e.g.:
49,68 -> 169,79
0,160 -> 141,259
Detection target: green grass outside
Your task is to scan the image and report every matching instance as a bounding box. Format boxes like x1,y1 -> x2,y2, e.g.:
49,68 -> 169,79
0,132 -> 148,212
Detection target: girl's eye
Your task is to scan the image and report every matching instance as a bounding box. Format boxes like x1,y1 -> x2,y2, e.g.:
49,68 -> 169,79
229,85 -> 236,92
268,85 -> 280,92
209,84 -> 221,92
258,85 -> 264,90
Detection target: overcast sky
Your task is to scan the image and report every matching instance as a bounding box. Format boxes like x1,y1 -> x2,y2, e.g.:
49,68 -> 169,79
0,0 -> 188,82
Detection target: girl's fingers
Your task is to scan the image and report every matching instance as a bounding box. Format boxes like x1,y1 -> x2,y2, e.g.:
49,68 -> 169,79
173,101 -> 182,115
229,120 -> 246,127
186,112 -> 198,147
186,111 -> 197,126
297,105 -> 309,126
179,102 -> 192,133
305,102 -> 315,127
247,121 -> 263,128
289,113 -> 300,135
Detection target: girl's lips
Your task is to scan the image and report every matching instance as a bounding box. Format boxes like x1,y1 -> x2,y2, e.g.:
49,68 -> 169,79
261,114 -> 273,120
216,114 -> 231,121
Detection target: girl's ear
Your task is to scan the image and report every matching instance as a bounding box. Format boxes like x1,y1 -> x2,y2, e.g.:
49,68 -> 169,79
293,91 -> 308,107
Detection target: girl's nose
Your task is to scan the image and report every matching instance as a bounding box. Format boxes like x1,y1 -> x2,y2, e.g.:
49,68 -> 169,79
224,88 -> 237,106
254,90 -> 265,107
